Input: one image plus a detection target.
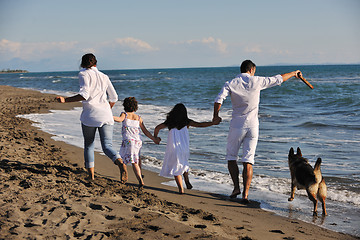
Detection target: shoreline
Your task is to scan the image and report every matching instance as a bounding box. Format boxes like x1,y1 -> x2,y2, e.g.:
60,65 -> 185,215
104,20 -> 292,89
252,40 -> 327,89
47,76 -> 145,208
0,85 -> 358,240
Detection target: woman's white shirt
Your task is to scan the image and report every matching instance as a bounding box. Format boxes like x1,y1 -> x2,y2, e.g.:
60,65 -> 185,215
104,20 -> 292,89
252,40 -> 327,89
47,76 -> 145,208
78,67 -> 118,127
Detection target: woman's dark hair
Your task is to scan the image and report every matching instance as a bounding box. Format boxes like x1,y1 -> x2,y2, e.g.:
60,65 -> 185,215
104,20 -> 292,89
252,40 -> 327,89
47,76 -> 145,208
164,103 -> 191,130
240,60 -> 256,73
81,53 -> 97,69
123,97 -> 138,112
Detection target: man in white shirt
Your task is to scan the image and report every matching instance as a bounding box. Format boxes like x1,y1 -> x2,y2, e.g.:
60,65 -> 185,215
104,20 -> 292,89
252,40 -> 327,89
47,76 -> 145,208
213,60 -> 302,203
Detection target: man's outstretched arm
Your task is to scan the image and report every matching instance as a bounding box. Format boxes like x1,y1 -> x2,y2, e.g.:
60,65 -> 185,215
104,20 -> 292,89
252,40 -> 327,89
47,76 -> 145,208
281,70 -> 301,82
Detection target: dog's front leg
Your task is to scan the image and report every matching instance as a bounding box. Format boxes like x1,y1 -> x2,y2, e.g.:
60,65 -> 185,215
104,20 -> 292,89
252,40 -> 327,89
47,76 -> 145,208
288,181 -> 296,201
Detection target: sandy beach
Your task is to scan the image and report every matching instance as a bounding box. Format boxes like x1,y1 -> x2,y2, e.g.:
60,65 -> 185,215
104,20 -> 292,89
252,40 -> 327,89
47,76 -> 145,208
0,85 -> 358,240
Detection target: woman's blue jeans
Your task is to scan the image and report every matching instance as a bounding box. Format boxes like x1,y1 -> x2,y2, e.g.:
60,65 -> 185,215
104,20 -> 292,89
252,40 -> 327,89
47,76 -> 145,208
81,123 -> 120,168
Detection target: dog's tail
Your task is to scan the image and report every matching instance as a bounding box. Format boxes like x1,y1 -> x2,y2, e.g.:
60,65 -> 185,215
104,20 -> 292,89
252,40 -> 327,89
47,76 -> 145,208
314,158 -> 322,171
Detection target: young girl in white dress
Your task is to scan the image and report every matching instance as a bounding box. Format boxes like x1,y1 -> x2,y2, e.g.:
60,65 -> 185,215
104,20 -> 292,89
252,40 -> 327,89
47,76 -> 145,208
154,103 -> 220,194
114,97 -> 160,187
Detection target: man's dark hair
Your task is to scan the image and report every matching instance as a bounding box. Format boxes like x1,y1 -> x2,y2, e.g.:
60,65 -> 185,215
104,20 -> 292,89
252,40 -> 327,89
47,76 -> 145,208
240,60 -> 256,73
81,53 -> 97,69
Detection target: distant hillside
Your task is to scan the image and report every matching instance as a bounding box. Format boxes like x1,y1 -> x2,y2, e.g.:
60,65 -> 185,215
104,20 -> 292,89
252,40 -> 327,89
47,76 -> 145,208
0,69 -> 29,73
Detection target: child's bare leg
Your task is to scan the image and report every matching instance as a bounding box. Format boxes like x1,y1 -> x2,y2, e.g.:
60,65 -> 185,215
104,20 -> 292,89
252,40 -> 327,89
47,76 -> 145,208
174,175 -> 184,194
132,163 -> 144,187
183,171 -> 192,189
139,156 -> 144,178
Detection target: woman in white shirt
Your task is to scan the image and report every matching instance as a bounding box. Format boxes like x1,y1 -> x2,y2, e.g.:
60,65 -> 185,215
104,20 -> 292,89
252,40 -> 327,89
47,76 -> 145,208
57,53 -> 126,182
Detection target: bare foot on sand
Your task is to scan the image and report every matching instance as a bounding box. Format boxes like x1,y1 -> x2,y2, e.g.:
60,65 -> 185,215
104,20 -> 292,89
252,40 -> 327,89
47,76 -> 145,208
240,198 -> 250,204
121,165 -> 128,183
229,188 -> 241,199
115,159 -> 128,184
185,180 -> 193,190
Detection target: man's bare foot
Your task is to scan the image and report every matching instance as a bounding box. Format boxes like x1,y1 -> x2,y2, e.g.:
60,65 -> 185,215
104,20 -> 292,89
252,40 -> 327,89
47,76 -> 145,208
229,189 -> 241,199
185,181 -> 193,189
240,198 -> 250,204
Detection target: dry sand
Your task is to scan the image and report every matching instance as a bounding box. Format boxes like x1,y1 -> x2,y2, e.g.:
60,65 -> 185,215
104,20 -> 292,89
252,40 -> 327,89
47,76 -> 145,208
0,85 -> 358,240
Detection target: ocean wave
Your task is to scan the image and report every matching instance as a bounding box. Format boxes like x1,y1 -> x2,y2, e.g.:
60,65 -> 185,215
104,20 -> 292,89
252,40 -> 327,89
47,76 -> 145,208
297,121 -> 360,130
45,76 -> 77,79
39,89 -> 77,96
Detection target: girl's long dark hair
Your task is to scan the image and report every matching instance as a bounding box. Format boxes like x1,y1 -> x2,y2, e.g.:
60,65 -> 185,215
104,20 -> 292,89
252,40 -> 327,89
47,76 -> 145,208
123,97 -> 138,112
164,103 -> 191,130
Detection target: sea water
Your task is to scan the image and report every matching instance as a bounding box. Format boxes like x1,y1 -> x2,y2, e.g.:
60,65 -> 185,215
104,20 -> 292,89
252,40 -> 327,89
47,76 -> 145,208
1,65 -> 359,236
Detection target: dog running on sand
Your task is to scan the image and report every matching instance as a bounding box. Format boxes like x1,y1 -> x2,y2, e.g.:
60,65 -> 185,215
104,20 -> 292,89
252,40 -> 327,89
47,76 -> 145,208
288,147 -> 327,216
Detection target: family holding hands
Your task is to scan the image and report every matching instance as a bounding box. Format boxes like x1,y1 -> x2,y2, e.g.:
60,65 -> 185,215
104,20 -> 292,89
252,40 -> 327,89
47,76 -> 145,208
57,53 -> 303,201
114,97 -> 220,193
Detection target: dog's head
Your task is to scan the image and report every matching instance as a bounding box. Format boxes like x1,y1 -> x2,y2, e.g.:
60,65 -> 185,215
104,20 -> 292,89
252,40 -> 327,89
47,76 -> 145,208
289,147 -> 301,157
288,147 -> 308,164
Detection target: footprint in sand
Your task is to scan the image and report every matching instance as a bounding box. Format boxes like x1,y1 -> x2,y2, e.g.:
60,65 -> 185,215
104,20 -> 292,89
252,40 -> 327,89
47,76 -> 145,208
89,203 -> 104,211
269,229 -> 285,234
131,207 -> 141,212
194,224 -> 207,229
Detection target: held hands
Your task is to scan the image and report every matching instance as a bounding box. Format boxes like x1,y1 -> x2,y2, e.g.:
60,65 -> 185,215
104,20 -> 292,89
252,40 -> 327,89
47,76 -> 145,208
153,137 -> 161,145
212,116 -> 222,125
56,96 -> 65,103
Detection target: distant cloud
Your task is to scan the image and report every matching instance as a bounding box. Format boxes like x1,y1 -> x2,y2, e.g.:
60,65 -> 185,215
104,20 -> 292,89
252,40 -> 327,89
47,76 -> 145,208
113,37 -> 158,54
81,48 -> 97,55
0,37 -> 158,61
0,39 -> 79,60
0,37 -> 163,71
173,37 -> 228,54
267,48 -> 291,55
244,45 -> 262,53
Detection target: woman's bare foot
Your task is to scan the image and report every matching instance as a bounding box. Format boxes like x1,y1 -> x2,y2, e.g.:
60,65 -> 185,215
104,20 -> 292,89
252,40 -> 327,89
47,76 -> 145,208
115,159 -> 128,184
121,164 -> 128,183
87,167 -> 95,181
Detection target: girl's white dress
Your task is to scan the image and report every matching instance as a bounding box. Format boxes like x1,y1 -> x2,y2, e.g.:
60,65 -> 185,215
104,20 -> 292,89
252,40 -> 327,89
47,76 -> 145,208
119,113 -> 142,164
160,126 -> 190,177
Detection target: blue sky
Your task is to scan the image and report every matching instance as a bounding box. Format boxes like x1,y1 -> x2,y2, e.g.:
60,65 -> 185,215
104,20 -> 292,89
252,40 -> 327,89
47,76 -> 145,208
1,0 -> 359,72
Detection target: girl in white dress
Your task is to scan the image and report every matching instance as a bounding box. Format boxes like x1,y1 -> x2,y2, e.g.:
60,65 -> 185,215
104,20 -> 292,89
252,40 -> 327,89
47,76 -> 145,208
114,97 -> 160,187
154,103 -> 220,194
